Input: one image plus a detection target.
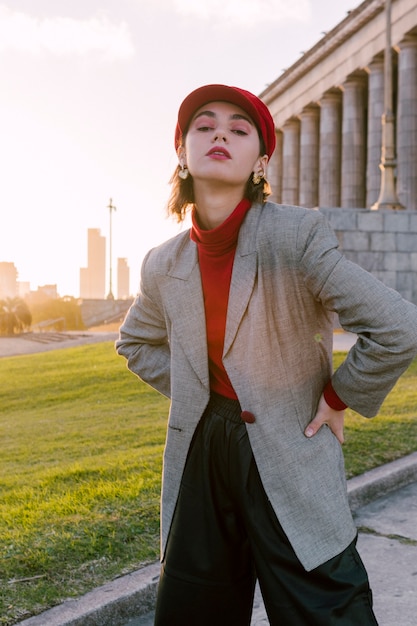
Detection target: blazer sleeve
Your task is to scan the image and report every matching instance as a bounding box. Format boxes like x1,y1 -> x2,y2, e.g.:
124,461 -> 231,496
297,209 -> 417,418
115,249 -> 171,399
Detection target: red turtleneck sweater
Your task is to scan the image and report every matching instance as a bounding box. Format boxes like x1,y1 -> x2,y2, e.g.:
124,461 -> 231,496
190,199 -> 251,398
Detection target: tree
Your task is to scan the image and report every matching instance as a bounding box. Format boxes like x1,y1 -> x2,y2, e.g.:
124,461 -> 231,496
0,297 -> 32,335
28,295 -> 85,331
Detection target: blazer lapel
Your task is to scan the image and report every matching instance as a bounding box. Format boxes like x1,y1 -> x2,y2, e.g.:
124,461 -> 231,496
164,237 -> 210,391
223,206 -> 260,356
162,204 -> 262,386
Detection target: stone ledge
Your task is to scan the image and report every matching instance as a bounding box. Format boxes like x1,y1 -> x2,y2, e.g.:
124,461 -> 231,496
18,563 -> 160,626
348,451 -> 417,511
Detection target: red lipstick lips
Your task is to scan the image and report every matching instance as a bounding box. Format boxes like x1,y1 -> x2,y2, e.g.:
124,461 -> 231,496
206,146 -> 231,159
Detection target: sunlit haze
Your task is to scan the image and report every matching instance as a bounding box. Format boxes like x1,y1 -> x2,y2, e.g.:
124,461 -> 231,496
0,0 -> 355,297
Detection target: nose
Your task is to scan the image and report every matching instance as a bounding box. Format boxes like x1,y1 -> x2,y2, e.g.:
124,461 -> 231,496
213,130 -> 227,143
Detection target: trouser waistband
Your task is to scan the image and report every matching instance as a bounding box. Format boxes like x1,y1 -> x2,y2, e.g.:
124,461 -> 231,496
205,392 -> 242,423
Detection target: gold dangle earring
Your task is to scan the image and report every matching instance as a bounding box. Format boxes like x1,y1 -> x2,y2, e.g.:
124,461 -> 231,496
252,169 -> 265,185
179,164 -> 189,180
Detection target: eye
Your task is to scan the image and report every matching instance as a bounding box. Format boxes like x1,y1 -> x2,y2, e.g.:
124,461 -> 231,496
191,114 -> 215,132
230,120 -> 252,136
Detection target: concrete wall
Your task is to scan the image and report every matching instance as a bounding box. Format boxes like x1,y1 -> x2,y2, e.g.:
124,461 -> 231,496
320,207 -> 417,305
80,299 -> 133,328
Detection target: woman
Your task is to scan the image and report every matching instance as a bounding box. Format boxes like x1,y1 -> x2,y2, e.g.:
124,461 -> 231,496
116,84 -> 417,625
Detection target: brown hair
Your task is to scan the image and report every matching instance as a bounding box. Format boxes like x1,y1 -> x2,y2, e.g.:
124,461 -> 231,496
166,168 -> 271,223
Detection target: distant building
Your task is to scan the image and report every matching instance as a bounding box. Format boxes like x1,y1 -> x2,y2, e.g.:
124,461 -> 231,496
117,257 -> 130,299
18,282 -> 31,298
260,0 -> 417,305
37,284 -> 58,299
0,262 -> 18,299
261,0 -> 417,210
79,228 -> 106,299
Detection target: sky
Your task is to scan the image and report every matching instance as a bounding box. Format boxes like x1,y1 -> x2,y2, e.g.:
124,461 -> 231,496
0,0 -> 357,298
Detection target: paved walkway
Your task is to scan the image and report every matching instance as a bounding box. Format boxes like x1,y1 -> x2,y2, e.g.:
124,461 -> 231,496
125,477 -> 417,626
0,330 -> 118,358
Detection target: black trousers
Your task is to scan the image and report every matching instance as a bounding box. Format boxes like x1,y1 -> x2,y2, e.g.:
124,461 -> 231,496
154,393 -> 378,626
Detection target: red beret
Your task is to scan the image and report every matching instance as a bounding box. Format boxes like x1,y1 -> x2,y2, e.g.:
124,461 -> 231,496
174,84 -> 276,159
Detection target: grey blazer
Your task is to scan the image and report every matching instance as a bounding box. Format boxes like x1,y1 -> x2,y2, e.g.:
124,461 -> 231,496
116,202 -> 417,571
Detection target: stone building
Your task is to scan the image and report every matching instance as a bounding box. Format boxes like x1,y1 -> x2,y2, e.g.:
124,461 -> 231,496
261,0 -> 417,304
117,257 -> 130,300
79,228 -> 106,300
0,262 -> 18,299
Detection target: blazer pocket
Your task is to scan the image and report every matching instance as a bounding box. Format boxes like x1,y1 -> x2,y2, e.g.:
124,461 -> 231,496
168,423 -> 183,433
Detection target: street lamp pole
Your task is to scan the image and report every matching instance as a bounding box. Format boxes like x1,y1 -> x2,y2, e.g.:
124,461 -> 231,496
106,198 -> 116,300
372,0 -> 404,210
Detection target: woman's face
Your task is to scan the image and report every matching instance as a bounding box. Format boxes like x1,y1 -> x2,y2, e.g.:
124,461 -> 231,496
182,101 -> 266,190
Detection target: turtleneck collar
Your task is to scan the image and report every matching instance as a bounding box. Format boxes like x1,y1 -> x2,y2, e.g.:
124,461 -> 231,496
190,199 -> 251,256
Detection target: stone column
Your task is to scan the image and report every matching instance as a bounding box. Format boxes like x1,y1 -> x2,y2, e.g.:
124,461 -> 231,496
396,34 -> 417,210
282,117 -> 300,206
341,71 -> 368,208
267,130 -> 283,204
366,54 -> 385,208
299,105 -> 320,207
319,89 -> 342,207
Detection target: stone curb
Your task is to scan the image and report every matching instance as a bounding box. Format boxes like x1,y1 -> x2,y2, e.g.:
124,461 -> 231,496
347,450 -> 417,511
18,563 -> 160,626
19,451 -> 417,626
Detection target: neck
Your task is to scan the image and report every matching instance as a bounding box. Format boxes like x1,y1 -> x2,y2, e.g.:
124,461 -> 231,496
193,183 -> 246,230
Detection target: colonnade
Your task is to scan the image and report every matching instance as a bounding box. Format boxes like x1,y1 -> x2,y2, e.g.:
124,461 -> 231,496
267,33 -> 417,211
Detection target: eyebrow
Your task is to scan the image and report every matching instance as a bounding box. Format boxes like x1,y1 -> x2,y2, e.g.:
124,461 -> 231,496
193,110 -> 254,126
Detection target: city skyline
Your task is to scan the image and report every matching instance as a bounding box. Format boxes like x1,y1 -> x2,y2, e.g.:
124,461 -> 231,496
0,0 -> 356,297
1,225 -> 131,300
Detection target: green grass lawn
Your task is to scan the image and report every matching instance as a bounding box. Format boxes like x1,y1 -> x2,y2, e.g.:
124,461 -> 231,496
0,342 -> 416,625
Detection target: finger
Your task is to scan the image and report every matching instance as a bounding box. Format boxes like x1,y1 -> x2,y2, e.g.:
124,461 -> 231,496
332,425 -> 345,445
304,419 -> 322,438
